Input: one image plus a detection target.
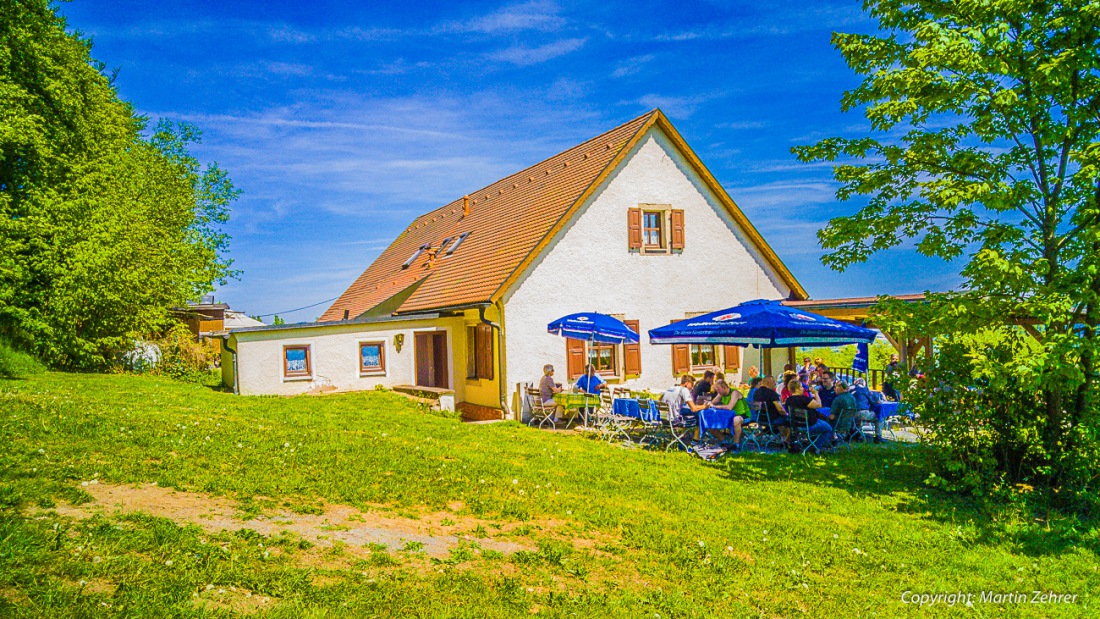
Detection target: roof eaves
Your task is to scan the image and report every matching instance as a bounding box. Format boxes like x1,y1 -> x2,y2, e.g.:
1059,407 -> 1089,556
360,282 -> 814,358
226,311 -> 442,335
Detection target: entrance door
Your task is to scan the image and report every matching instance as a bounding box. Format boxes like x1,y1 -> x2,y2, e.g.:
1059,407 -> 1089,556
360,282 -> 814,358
414,331 -> 449,389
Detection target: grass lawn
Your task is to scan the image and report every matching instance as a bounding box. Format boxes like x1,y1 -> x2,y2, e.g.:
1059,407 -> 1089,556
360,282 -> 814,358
1,372 -> 1096,617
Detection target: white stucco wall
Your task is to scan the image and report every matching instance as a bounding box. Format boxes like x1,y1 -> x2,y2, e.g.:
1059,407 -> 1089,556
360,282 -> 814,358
504,127 -> 788,396
231,317 -> 465,397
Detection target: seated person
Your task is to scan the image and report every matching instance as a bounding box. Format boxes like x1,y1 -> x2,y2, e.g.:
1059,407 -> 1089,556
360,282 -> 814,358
573,363 -> 605,421
574,364 -> 606,395
779,370 -> 798,402
753,375 -> 791,437
538,364 -> 564,420
692,370 -> 716,405
662,374 -> 708,422
825,380 -> 858,434
783,379 -> 832,452
746,376 -> 763,404
851,377 -> 885,443
816,371 -> 837,408
704,379 -> 751,451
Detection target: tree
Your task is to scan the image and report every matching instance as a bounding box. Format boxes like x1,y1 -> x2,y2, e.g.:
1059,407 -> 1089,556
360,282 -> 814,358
794,0 -> 1100,504
0,0 -> 237,368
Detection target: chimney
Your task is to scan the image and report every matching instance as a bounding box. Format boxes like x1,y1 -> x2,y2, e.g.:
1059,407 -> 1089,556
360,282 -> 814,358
463,195 -> 470,217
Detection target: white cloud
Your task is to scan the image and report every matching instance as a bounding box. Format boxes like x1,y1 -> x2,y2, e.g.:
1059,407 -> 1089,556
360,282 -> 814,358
611,54 -> 655,78
632,94 -> 708,118
444,1 -> 566,34
487,38 -> 586,66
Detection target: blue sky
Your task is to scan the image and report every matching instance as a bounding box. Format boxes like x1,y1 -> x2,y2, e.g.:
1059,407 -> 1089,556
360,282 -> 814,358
60,0 -> 963,322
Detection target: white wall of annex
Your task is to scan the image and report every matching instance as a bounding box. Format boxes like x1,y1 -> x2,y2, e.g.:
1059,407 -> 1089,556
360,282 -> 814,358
232,318 -> 463,397
504,127 -> 789,395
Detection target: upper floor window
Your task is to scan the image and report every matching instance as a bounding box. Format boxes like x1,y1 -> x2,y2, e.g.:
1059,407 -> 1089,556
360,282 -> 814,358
628,206 -> 684,253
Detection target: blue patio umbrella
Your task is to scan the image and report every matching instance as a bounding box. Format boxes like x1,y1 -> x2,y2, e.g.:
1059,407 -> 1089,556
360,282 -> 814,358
547,312 -> 639,344
647,299 -> 877,347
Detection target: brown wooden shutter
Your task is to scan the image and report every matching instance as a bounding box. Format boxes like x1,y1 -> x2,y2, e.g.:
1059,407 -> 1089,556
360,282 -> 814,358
723,345 -> 741,371
623,320 -> 642,377
627,208 -> 643,249
670,209 -> 685,250
476,323 -> 494,380
566,337 -> 586,379
672,344 -> 690,375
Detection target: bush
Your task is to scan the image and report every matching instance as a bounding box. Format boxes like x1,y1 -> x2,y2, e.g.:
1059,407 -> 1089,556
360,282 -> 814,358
904,328 -> 1100,514
0,339 -> 45,378
147,323 -> 219,382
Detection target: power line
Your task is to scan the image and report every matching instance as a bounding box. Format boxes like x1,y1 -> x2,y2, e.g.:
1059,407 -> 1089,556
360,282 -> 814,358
253,295 -> 340,318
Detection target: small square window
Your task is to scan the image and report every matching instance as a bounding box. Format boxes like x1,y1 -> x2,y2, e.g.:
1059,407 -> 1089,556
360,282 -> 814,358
690,344 -> 717,370
360,341 -> 385,374
284,345 -> 311,378
588,341 -> 618,376
643,211 -> 665,249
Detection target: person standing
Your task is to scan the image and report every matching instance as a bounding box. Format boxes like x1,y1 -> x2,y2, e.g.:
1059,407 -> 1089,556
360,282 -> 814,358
883,353 -> 900,401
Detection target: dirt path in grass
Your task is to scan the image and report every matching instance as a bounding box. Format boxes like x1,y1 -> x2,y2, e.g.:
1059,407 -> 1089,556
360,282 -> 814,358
52,483 -> 534,559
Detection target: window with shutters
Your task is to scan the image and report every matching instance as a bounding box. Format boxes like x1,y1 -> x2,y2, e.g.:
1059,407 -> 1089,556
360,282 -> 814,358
565,318 -> 640,380
466,324 -> 494,380
628,206 -> 684,254
359,341 -> 386,375
588,341 -> 617,375
670,316 -> 742,376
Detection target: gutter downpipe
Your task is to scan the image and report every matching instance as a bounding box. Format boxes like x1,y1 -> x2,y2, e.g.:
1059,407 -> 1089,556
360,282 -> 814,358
222,333 -> 239,395
479,304 -> 510,419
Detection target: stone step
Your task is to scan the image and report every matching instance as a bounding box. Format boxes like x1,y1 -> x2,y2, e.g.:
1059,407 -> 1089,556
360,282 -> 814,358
392,384 -> 454,411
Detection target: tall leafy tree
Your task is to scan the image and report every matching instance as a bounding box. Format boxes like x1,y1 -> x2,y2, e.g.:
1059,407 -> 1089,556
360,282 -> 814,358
1,0 -> 237,367
795,0 -> 1100,499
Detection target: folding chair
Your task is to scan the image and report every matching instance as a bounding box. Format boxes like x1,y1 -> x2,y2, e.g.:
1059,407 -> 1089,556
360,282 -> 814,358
788,406 -> 831,455
752,403 -> 787,451
830,406 -> 859,453
526,388 -> 556,430
665,403 -> 699,453
632,398 -> 665,447
741,401 -> 764,451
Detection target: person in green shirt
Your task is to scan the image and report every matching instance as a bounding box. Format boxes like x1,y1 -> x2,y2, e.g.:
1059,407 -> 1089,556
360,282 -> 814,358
824,381 -> 859,439
705,379 -> 751,451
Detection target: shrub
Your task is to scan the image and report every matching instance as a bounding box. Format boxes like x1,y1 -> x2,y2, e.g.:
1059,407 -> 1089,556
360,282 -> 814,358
904,328 -> 1099,514
0,339 -> 45,378
148,322 -> 219,382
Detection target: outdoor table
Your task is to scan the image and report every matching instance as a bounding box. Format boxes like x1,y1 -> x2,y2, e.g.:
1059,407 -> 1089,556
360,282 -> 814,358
612,397 -> 660,422
698,407 -> 739,435
552,392 -> 601,426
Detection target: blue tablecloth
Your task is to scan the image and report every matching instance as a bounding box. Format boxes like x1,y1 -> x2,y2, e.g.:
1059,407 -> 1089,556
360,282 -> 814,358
820,401 -> 911,422
613,398 -> 660,422
698,407 -> 739,434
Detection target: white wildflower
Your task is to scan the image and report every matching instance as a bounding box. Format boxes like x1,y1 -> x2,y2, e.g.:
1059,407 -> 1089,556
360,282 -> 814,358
512,479 -> 518,484
284,442 -> 290,448
698,540 -> 705,547
206,584 -> 215,591
164,559 -> 173,566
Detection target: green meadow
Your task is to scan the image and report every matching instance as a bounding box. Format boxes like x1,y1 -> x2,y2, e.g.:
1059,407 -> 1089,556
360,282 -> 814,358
1,372 -> 1096,617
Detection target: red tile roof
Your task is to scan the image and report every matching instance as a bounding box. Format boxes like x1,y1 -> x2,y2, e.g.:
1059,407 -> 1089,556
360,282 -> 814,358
320,110 -> 805,322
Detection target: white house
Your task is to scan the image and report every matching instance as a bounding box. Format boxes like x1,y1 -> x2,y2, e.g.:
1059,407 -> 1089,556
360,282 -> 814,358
221,110 -> 808,419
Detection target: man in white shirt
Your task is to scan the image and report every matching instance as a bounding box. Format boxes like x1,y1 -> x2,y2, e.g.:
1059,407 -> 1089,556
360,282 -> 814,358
662,374 -> 707,422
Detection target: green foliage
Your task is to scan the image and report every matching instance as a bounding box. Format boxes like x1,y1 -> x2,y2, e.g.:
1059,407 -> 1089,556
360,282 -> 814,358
147,323 -> 219,382
0,338 -> 43,378
797,341 -> 896,371
0,1 -> 237,369
795,0 -> 1100,509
